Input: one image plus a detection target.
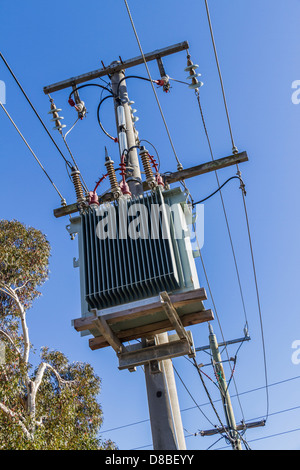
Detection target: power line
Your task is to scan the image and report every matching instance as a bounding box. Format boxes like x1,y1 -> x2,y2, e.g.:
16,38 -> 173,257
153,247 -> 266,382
195,91 -> 249,334
203,0 -> 238,154
0,101 -> 66,204
0,51 -> 72,170
201,0 -> 269,421
216,427 -> 300,450
192,175 -> 243,205
194,231 -> 246,422
101,375 -> 300,434
133,425 -> 300,451
239,185 -> 270,421
172,363 -> 228,435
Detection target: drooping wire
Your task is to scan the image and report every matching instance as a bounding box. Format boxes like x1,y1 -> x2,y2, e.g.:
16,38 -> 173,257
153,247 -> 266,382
0,51 -> 73,170
64,118 -> 79,139
0,101 -> 66,204
138,139 -> 161,170
68,83 -> 113,102
116,75 -> 155,98
96,94 -> 118,142
123,0 -> 184,171
192,175 -> 244,205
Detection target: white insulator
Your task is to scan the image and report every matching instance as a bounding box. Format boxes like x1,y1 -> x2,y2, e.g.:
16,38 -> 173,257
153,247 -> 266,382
188,82 -> 204,90
117,105 -> 126,127
53,124 -> 66,131
184,64 -> 199,72
118,131 -> 128,156
130,109 -> 137,114
187,73 -> 202,80
132,116 -> 139,122
76,101 -> 85,112
48,108 -> 62,114
51,116 -> 64,122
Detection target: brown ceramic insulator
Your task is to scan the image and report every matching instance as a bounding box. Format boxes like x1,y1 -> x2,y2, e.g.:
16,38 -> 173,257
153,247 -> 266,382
71,169 -> 84,202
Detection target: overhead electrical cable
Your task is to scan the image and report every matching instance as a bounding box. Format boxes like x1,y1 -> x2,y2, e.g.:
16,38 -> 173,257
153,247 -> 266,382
116,75 -> 156,97
195,90 -> 249,333
239,187 -> 269,421
68,83 -> 113,102
202,0 -> 269,421
97,94 -> 118,141
203,0 -> 238,155
172,363 -> 231,440
123,0 -> 183,170
61,134 -> 89,194
101,375 -> 300,434
0,51 -> 73,170
0,101 -> 66,204
192,221 -> 246,422
192,175 -> 244,205
47,93 -> 89,193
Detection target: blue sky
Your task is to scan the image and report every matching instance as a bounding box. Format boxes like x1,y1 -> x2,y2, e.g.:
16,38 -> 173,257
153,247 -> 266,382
1,0 -> 300,450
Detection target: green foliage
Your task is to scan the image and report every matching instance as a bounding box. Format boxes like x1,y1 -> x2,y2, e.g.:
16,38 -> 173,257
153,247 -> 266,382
0,346 -> 116,449
0,219 -> 50,313
0,220 -> 117,450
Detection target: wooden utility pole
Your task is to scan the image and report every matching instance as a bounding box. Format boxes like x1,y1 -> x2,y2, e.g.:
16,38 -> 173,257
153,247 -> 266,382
110,68 -> 186,450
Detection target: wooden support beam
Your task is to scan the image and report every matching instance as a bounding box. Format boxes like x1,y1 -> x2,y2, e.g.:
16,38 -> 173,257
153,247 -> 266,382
53,152 -> 248,218
43,41 -> 189,94
73,288 -> 207,333
118,337 -> 193,371
89,309 -> 214,350
164,151 -> 248,185
93,315 -> 125,354
160,292 -> 189,343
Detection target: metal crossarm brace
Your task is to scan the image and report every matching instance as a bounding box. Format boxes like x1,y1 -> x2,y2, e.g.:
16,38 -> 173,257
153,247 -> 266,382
200,419 -> 266,437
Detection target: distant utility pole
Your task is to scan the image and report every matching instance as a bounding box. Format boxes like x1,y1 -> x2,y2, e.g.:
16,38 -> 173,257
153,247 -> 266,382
208,324 -> 242,450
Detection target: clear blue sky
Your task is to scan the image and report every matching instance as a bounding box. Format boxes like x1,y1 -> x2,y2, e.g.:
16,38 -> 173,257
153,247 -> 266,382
1,0 -> 300,450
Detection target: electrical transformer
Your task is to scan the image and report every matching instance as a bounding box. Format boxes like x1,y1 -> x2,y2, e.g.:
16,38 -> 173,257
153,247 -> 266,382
68,186 -> 201,322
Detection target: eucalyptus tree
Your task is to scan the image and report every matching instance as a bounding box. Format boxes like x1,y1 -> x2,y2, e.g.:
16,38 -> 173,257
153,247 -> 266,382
0,220 -> 115,449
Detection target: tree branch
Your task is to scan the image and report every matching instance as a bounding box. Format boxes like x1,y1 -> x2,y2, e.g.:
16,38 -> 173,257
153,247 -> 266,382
34,362 -> 77,394
0,328 -> 21,357
0,401 -> 32,441
14,279 -> 34,292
